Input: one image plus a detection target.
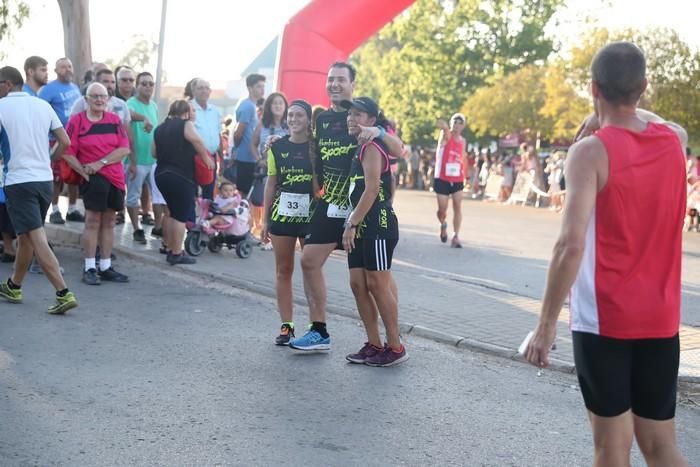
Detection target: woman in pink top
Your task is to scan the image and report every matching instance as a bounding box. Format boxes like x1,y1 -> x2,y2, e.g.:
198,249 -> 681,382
62,82 -> 130,286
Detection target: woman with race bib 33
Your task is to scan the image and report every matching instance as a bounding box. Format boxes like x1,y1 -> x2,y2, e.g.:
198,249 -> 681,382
262,99 -> 317,346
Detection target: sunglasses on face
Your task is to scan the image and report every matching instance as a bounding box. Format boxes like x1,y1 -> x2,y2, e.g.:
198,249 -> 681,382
139,82 -> 155,87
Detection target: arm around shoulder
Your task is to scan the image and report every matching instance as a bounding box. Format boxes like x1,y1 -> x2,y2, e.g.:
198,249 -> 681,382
636,108 -> 688,148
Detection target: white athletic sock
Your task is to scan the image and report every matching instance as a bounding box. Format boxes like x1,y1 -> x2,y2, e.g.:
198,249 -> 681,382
68,204 -> 77,213
99,258 -> 111,271
85,258 -> 96,271
52,204 -> 60,213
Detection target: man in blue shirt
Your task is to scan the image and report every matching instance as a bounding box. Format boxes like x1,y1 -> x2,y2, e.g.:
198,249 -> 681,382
38,57 -> 84,224
191,78 -> 222,199
231,73 -> 266,196
22,56 -> 48,96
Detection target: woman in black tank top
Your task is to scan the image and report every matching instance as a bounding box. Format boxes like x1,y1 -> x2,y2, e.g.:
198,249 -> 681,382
342,97 -> 407,367
153,100 -> 213,265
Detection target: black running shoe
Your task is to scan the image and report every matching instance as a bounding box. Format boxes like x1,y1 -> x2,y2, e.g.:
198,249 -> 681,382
65,210 -> 85,222
98,267 -> 129,283
133,229 -> 147,244
82,268 -> 100,286
167,253 -> 196,265
275,323 -> 295,346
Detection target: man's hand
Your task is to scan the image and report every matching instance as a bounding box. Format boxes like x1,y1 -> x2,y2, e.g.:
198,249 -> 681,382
143,118 -> 154,133
128,162 -> 137,180
261,223 -> 270,244
357,125 -> 380,145
524,322 -> 557,369
83,161 -> 103,175
574,113 -> 600,142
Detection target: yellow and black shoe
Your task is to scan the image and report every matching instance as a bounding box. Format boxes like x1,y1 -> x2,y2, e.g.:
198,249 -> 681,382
0,280 -> 22,303
47,291 -> 78,315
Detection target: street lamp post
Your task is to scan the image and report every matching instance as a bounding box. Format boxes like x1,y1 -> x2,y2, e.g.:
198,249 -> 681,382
154,0 -> 168,104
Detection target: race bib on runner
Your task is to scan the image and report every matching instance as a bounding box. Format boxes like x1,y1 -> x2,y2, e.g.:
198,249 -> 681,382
327,202 -> 351,219
279,192 -> 310,217
445,162 -> 461,177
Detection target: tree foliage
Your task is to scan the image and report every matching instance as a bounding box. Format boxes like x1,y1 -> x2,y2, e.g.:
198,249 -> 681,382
351,0 -> 563,145
0,0 -> 29,58
458,26 -> 700,146
567,27 -> 700,147
105,35 -> 158,71
463,64 -> 551,139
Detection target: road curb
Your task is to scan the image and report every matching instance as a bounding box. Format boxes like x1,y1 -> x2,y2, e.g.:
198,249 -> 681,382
45,224 -> 697,385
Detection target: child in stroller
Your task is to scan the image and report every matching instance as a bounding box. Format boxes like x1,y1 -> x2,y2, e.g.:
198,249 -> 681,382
185,182 -> 254,258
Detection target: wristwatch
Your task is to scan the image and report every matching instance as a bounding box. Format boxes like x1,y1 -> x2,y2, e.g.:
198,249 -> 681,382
100,159 -> 108,165
345,221 -> 358,230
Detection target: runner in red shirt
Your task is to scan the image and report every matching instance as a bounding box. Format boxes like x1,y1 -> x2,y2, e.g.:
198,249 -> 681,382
525,42 -> 689,466
434,114 -> 466,248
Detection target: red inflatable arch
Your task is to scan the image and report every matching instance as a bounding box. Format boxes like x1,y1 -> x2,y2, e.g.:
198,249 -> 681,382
275,0 -> 415,106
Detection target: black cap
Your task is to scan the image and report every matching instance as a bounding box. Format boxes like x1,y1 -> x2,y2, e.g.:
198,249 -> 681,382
340,96 -> 379,118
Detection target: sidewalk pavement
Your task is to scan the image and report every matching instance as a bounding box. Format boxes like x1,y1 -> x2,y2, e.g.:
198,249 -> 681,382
44,213 -> 700,383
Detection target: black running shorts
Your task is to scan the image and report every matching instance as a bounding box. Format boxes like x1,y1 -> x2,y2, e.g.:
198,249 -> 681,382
572,331 -> 680,420
4,181 -> 52,235
433,179 -> 464,196
269,221 -> 310,239
347,237 -> 398,271
80,174 -> 125,212
304,199 -> 346,250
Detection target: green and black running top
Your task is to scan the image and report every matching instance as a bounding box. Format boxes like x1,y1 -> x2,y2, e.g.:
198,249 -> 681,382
348,138 -> 399,240
267,136 -> 316,224
315,109 -> 358,207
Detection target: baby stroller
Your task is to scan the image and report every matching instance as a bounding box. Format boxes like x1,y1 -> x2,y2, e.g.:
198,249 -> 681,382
184,197 -> 254,258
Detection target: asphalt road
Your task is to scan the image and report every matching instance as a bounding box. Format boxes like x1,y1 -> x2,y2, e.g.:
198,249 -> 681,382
1,247 -> 698,466
393,190 -> 700,327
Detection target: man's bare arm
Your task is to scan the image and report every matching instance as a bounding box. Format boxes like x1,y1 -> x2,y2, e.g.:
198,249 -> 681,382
525,137 -> 603,367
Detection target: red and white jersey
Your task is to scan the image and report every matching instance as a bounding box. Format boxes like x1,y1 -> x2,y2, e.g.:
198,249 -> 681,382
435,135 -> 465,183
570,123 -> 686,339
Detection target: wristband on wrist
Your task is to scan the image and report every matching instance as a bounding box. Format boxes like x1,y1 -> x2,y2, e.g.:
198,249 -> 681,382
377,126 -> 386,140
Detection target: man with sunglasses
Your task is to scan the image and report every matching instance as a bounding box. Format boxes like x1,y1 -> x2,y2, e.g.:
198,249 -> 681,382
125,72 -> 159,243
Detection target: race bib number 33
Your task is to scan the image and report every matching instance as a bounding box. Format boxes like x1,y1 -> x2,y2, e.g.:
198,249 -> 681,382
279,192 -> 310,217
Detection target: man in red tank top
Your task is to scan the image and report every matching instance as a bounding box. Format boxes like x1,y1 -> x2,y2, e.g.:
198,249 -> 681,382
433,114 -> 467,248
525,42 -> 689,466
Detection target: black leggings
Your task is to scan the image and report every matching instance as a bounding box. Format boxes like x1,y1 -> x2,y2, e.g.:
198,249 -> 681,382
155,170 -> 195,223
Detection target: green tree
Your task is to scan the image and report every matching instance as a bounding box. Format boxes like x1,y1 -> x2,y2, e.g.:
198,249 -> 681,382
351,0 -> 564,145
0,0 -> 30,59
567,27 -> 700,147
106,35 -> 158,71
540,61 -> 590,141
462,64 -> 552,139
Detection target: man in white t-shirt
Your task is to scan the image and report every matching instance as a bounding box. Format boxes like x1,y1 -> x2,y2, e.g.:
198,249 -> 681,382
0,66 -> 79,315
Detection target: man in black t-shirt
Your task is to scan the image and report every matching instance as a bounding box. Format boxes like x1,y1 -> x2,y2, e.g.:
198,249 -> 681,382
290,62 -> 404,352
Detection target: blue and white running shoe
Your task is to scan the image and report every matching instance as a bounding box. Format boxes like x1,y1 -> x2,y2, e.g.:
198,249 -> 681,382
289,329 -> 331,351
